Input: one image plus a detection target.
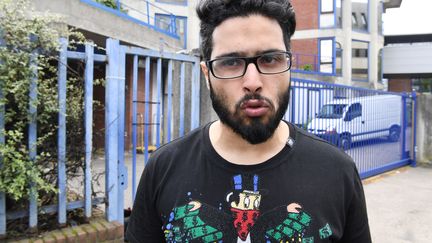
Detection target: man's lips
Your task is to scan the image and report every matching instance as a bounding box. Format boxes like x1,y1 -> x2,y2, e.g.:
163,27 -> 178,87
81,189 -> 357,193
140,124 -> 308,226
240,99 -> 269,117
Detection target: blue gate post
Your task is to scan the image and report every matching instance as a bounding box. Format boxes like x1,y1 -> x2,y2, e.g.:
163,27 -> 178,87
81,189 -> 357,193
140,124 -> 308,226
411,91 -> 417,167
28,39 -> 39,230
0,34 -> 6,237
166,60 -> 173,142
105,38 -> 120,222
179,62 -> 185,136
131,55 -> 138,202
401,94 -> 408,160
191,60 -> 201,129
117,46 -> 127,224
156,58 -> 162,147
84,42 -> 94,218
144,57 -> 151,163
57,37 -> 68,226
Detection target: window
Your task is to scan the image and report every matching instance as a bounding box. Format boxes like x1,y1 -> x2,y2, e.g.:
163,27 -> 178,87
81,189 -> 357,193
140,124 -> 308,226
351,13 -> 357,27
345,103 -> 362,121
352,0 -> 368,31
155,14 -> 187,49
361,14 -> 367,29
156,0 -> 187,5
320,0 -> 335,27
351,40 -> 369,81
336,0 -> 342,28
321,0 -> 334,13
320,39 -> 334,73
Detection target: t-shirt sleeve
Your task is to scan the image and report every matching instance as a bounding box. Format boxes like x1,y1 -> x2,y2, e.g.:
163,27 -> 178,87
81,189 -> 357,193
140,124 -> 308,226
126,157 -> 165,243
340,165 -> 372,243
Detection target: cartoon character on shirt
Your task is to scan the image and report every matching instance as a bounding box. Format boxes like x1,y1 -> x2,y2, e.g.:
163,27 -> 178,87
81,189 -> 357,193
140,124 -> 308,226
163,174 -> 313,242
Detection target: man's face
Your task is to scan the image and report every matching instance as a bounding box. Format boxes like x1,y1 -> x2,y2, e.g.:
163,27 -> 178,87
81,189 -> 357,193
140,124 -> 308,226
201,14 -> 291,144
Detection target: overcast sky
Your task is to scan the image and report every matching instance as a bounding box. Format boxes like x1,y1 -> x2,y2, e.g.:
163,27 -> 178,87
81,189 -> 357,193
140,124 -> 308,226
383,0 -> 432,35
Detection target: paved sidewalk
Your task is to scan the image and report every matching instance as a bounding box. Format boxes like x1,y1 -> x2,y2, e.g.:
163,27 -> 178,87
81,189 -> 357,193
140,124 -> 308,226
363,165 -> 432,243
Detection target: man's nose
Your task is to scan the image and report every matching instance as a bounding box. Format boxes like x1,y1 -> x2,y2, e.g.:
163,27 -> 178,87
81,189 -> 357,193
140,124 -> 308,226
242,63 -> 263,93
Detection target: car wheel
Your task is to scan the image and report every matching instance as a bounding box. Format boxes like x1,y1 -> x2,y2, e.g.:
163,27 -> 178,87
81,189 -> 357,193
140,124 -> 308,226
339,135 -> 351,151
388,126 -> 400,142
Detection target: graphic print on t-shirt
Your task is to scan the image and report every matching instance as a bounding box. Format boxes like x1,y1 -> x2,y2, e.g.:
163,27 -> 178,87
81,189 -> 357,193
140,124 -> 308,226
162,174 -> 329,242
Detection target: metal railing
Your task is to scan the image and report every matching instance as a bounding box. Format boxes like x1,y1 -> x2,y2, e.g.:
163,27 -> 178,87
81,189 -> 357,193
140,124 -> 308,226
80,0 -> 180,39
291,53 -> 341,76
286,78 -> 417,178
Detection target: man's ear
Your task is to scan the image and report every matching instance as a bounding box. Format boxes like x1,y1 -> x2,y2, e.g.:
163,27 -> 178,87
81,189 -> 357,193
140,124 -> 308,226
200,61 -> 210,90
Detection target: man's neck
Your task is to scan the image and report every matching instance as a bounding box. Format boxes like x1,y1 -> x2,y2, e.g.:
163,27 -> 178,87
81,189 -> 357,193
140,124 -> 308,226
209,120 -> 290,165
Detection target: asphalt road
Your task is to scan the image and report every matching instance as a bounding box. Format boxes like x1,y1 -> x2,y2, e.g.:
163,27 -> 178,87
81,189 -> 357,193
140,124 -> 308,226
364,165 -> 432,243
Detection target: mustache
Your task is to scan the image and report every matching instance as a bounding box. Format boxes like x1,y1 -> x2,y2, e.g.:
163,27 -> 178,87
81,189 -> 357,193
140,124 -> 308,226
235,94 -> 275,110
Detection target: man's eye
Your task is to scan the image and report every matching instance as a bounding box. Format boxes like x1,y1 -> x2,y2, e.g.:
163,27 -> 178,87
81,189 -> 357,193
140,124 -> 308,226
260,54 -> 284,64
220,58 -> 241,67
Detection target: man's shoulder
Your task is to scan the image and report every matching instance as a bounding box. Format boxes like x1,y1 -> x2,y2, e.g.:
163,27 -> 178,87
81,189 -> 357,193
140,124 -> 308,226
149,123 -> 208,160
292,124 -> 356,168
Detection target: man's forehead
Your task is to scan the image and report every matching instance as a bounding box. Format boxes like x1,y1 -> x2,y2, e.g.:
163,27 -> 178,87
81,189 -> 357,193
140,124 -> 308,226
210,14 -> 286,58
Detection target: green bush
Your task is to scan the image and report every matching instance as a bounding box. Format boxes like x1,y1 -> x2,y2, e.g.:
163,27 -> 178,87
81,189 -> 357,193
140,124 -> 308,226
0,0 -> 87,202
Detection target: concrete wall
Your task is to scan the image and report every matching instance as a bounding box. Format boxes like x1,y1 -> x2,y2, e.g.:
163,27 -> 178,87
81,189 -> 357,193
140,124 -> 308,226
416,93 -> 432,165
31,0 -> 182,51
383,44 -> 432,76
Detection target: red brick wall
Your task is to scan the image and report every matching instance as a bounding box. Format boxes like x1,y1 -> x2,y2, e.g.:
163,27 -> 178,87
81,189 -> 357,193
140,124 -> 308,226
291,39 -> 318,70
388,79 -> 412,92
291,0 -> 319,30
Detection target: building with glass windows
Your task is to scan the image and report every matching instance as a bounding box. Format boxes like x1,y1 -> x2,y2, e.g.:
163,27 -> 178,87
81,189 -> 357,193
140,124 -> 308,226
290,0 -> 402,89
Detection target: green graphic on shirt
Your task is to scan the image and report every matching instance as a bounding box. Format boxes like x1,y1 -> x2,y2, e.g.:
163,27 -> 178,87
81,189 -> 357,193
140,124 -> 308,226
265,212 -> 311,241
164,204 -> 223,242
303,236 -> 314,243
319,223 -> 333,239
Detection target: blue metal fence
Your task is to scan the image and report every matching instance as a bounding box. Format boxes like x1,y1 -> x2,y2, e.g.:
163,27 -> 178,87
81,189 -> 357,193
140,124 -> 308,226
0,36 -> 201,237
0,36 -> 417,237
286,78 -> 417,178
123,45 -> 201,206
0,38 -> 107,236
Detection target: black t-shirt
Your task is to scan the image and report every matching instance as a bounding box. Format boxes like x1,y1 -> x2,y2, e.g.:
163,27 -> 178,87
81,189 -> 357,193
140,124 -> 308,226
126,122 -> 371,243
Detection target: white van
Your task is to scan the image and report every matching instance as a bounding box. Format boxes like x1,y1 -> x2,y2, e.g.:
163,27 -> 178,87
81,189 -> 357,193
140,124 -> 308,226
307,95 -> 402,150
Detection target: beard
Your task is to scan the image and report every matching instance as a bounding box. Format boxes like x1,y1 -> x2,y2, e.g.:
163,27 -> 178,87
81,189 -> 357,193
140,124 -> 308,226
209,81 -> 290,144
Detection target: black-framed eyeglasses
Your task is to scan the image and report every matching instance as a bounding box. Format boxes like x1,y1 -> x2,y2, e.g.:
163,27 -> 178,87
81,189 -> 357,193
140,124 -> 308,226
206,51 -> 292,79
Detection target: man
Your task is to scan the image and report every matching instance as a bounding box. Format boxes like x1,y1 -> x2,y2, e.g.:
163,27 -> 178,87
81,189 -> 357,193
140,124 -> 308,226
126,0 -> 371,242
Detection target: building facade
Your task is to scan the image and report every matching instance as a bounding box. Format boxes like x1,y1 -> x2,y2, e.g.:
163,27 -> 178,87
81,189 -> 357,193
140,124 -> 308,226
290,0 -> 402,90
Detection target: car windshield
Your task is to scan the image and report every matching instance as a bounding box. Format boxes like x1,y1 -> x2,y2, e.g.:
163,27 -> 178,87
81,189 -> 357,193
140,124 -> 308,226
316,104 -> 347,119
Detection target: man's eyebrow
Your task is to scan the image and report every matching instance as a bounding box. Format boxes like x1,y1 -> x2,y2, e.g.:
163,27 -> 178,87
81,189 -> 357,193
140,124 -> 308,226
213,49 -> 287,59
213,52 -> 243,59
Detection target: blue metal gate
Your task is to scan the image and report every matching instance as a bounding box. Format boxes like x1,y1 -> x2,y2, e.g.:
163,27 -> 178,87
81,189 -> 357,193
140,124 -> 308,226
0,38 -> 201,236
286,78 -> 417,178
118,44 -> 201,210
0,36 -> 417,237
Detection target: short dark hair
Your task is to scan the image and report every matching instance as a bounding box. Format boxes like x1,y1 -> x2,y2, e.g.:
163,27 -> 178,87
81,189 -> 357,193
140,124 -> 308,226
196,0 -> 296,60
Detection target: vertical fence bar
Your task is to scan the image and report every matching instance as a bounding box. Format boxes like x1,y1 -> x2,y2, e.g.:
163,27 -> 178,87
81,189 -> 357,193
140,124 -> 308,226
57,37 -> 68,226
411,91 -> 417,167
117,47 -> 126,224
144,57 -> 151,163
179,62 -> 185,136
132,55 -> 138,201
28,44 -> 38,230
167,60 -> 173,142
156,58 -> 162,147
84,42 -> 94,218
191,60 -> 200,129
105,38 -> 120,222
0,35 -> 6,237
401,94 -> 407,160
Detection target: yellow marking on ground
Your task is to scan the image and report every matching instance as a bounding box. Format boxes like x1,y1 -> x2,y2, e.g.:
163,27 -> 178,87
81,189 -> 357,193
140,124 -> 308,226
362,166 -> 410,185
